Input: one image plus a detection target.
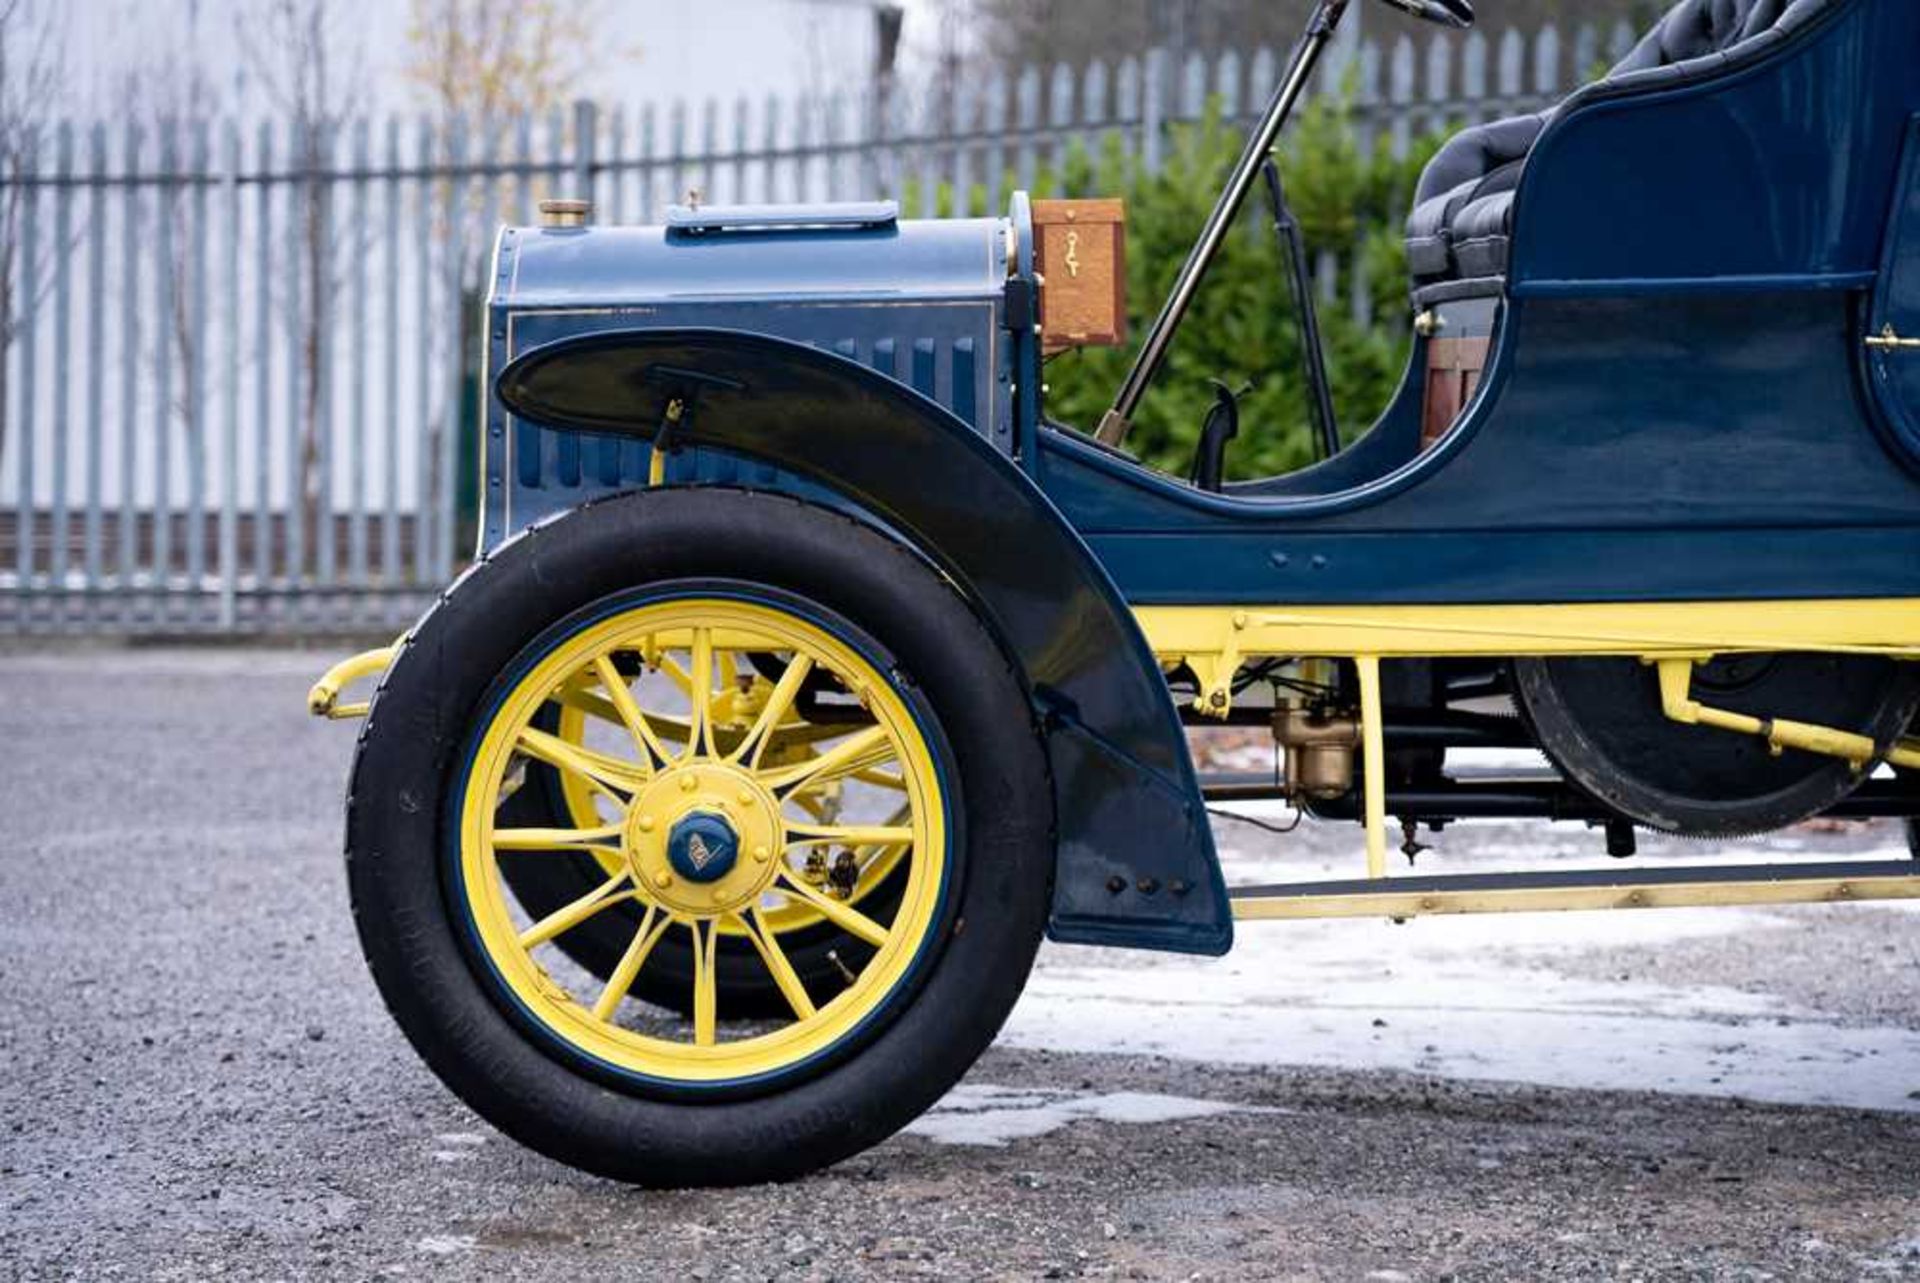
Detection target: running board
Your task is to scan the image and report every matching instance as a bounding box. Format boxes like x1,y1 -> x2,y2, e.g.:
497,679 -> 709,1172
1229,859 -> 1920,920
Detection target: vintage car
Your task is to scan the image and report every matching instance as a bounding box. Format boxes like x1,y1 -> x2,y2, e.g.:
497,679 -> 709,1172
311,0 -> 1920,1186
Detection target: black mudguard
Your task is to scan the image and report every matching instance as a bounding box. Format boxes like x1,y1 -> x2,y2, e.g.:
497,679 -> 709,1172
496,327 -> 1232,956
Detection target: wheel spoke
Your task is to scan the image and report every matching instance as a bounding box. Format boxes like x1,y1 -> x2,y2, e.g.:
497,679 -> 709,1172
785,823 -> 915,848
851,766 -> 908,791
737,908 -> 818,1021
550,683 -> 624,727
775,868 -> 891,948
492,821 -> 625,853
685,628 -> 715,761
807,804 -> 915,902
654,650 -> 693,696
759,725 -> 895,795
591,906 -> 672,1021
517,870 -> 633,949
592,654 -> 672,770
793,792 -> 837,823
690,918 -> 719,1045
552,679 -> 692,755
761,722 -> 864,752
731,654 -> 814,769
516,726 -> 646,799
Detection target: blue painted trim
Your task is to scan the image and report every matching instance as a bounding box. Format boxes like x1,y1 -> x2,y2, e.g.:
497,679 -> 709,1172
1009,192 -> 1042,469
1086,525 -> 1920,607
1513,272 -> 1878,299
1041,284 -> 1920,607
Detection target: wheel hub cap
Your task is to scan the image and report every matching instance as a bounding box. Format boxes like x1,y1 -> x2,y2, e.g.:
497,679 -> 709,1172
667,811 -> 739,884
623,764 -> 784,915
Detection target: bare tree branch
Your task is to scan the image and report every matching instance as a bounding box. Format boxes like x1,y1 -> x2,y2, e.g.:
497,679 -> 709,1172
109,1 -> 224,472
233,0 -> 366,576
959,0 -> 1658,71
404,0 -> 605,126
0,0 -> 65,476
399,0 -> 607,565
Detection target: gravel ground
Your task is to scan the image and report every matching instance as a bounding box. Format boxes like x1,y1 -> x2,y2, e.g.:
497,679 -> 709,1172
3,649 -> 1918,1281
1539,902 -> 1920,1030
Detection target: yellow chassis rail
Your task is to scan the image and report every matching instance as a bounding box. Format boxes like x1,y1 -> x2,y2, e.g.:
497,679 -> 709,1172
1230,863 -> 1920,920
1138,600 -> 1920,920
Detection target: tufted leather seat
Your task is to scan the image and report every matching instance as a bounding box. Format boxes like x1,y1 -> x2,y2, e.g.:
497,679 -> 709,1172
1404,114 -> 1544,281
1404,0 -> 1829,290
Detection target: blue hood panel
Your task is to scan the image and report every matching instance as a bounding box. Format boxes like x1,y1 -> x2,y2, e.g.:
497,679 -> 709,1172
481,212 -> 1015,549
501,212 -> 1008,307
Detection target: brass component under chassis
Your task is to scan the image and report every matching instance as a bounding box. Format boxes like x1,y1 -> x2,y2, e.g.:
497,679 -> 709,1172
1272,706 -> 1361,801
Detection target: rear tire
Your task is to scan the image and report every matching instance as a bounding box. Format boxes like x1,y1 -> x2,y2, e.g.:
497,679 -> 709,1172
1515,653 -> 1920,836
346,489 -> 1053,1186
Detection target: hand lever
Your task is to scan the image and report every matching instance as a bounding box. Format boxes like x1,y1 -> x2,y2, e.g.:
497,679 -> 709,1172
1189,382 -> 1244,493
1373,0 -> 1473,29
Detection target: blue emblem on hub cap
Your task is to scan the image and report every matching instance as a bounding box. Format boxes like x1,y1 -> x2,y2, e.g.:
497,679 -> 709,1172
667,811 -> 740,884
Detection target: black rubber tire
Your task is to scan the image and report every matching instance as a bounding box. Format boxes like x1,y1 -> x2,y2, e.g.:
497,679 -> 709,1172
345,488 -> 1054,1187
496,751 -> 909,1020
1514,653 -> 1920,837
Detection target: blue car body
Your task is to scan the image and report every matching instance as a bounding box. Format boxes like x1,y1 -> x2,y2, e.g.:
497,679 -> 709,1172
487,0 -> 1920,955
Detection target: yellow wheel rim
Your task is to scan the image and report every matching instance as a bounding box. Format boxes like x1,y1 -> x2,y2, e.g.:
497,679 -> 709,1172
458,593 -> 949,1086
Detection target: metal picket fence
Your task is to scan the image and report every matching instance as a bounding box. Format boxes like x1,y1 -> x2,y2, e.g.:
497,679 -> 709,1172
0,15 -> 1635,636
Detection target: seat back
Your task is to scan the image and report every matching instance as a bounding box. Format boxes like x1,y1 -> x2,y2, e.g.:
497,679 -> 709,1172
1609,0 -> 1817,78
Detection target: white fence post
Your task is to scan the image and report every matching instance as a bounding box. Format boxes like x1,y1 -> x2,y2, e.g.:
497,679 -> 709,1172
0,17 -> 1613,634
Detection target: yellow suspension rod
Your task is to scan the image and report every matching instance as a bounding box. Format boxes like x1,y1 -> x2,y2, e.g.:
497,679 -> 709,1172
1655,658 -> 1920,770
307,646 -> 397,720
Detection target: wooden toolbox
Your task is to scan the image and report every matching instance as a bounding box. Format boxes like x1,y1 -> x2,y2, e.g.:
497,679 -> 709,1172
1419,297 -> 1498,447
1032,199 -> 1128,354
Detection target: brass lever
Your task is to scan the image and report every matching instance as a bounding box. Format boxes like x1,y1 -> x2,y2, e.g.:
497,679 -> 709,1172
1865,322 -> 1920,352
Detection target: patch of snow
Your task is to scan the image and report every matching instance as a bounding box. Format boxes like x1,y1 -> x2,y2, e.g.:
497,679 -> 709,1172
428,1131 -> 488,1164
414,1235 -> 478,1256
906,1084 -> 1271,1146
1003,825 -> 1920,1113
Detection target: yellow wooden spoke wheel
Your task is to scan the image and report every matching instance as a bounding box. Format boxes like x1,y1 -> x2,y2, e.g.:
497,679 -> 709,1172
345,490 -> 1052,1186
462,596 -> 947,1085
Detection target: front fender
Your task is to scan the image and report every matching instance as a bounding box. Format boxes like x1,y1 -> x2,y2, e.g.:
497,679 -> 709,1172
496,327 -> 1231,956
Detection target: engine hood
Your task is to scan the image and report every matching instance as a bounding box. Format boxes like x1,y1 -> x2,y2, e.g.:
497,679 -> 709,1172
480,201 -> 1027,549
496,204 -> 1010,308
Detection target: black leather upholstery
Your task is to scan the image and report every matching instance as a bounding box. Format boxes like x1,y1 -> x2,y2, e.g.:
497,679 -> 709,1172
1402,0 -> 1834,290
1611,0 -> 1791,73
1449,190 -> 1515,279
1404,115 -> 1542,281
